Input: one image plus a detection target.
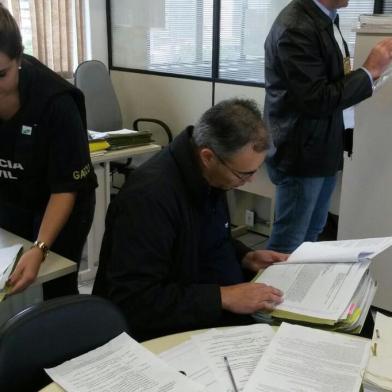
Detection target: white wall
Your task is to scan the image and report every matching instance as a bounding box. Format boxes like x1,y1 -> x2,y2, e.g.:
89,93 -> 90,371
86,0 -> 108,66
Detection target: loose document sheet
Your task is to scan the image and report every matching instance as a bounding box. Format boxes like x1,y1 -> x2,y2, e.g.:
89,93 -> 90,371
255,260 -> 370,321
45,332 -> 205,392
243,323 -> 370,392
192,324 -> 275,392
286,237 -> 392,264
159,340 -> 218,392
364,312 -> 392,390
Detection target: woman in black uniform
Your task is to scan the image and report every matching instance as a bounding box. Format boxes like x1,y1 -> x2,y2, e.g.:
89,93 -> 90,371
0,5 -> 97,298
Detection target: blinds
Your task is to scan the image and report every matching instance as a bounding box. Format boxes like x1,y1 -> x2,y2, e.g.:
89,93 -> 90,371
219,0 -> 290,83
383,0 -> 392,13
111,0 -> 213,78
110,0 -> 376,84
338,0 -> 375,56
219,0 -> 375,84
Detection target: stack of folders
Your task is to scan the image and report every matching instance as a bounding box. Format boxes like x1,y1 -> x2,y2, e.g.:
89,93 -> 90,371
88,130 -> 110,156
0,244 -> 23,301
363,312 -> 392,391
88,129 -> 153,153
253,237 -> 392,333
45,323 -> 371,392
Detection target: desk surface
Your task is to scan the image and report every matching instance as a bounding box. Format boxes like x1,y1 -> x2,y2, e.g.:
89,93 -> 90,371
91,143 -> 161,164
40,325 -> 370,392
0,228 -> 76,286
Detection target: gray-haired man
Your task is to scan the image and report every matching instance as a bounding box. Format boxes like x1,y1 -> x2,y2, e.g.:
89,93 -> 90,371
93,99 -> 286,341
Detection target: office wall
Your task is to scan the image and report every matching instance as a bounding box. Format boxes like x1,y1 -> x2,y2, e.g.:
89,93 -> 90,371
89,3 -> 342,216
86,0 -> 108,66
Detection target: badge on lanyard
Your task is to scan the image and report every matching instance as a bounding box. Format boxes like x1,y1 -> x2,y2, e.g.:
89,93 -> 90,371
343,57 -> 352,75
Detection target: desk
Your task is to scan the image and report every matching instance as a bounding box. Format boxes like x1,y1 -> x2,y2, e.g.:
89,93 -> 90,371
0,228 -> 76,325
80,144 -> 161,282
41,325 -> 371,392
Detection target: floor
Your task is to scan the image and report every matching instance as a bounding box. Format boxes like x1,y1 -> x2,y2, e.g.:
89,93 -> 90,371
77,230 -> 269,295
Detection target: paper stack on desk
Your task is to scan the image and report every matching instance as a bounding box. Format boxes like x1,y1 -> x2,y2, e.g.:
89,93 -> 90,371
243,323 -> 370,392
45,332 -> 205,392
88,129 -> 153,151
160,323 -> 370,392
253,237 -> 392,333
45,324 -> 374,392
363,312 -> 392,391
160,324 -> 275,392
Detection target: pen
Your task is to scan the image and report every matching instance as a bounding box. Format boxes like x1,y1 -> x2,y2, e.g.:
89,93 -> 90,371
224,356 -> 239,392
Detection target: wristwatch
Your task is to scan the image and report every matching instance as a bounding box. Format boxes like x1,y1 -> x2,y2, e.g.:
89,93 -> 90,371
31,240 -> 49,262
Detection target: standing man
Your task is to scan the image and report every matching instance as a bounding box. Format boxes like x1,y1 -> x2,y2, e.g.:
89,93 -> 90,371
264,0 -> 392,253
93,99 -> 286,341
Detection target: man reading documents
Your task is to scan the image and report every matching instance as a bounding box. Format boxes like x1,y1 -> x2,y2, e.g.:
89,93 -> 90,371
93,99 -> 287,341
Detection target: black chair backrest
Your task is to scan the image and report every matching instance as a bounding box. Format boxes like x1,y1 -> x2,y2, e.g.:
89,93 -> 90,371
0,295 -> 129,392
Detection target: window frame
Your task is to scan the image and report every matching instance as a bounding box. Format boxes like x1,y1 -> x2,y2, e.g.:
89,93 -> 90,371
106,0 -> 384,88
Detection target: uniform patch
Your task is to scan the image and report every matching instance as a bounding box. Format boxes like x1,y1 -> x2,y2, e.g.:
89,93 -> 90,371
73,163 -> 91,180
21,125 -> 33,135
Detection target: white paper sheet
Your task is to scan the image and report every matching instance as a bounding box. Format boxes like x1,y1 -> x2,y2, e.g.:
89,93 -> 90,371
243,323 -> 370,392
45,333 -> 205,392
364,312 -> 392,390
255,261 -> 370,321
192,324 -> 275,392
159,340 -> 219,392
286,237 -> 392,264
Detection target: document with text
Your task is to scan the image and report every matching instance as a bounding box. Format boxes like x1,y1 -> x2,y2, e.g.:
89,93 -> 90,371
243,323 -> 370,392
45,332 -> 205,392
255,260 -> 370,322
192,324 -> 275,392
364,312 -> 392,391
286,237 -> 392,264
159,340 -> 219,392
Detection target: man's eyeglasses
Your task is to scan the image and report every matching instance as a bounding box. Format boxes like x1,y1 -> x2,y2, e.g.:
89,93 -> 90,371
214,153 -> 258,180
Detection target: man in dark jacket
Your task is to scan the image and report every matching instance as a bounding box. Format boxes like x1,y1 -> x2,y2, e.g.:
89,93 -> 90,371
264,0 -> 392,253
93,99 -> 287,341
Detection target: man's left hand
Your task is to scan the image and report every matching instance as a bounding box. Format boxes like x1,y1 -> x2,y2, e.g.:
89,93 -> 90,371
242,250 -> 289,273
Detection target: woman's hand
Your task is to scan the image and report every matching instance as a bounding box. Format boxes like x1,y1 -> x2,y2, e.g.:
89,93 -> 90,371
242,250 -> 289,273
7,247 -> 44,294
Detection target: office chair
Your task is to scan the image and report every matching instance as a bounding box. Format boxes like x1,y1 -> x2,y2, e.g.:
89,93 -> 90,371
74,60 -> 173,179
0,295 -> 129,392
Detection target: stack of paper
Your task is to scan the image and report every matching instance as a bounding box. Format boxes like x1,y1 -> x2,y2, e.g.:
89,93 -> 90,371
243,323 -> 370,392
0,244 -> 23,301
46,324 -> 375,392
45,332 -> 205,392
363,312 -> 392,391
88,129 -> 153,150
87,130 -> 110,156
253,237 -> 392,333
160,324 -> 274,392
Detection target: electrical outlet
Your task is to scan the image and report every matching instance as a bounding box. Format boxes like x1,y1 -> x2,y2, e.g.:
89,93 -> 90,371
245,209 -> 255,227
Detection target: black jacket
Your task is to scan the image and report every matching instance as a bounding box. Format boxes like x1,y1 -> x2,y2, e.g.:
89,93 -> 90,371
0,54 -> 96,210
93,127 -> 252,341
264,0 -> 373,176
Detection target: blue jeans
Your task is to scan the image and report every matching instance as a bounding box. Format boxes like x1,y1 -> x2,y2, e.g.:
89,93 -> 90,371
266,164 -> 337,253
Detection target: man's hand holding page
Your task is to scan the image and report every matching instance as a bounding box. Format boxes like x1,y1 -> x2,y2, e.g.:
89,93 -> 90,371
242,250 -> 289,272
